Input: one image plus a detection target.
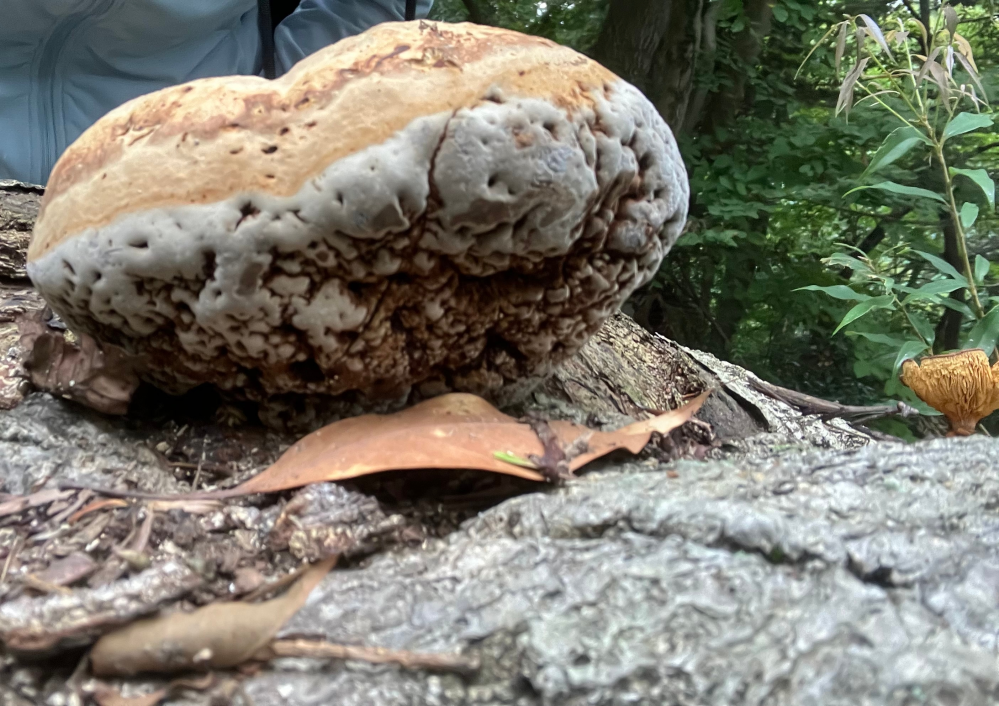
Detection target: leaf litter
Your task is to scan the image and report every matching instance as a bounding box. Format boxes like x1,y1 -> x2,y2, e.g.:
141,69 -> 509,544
62,389 -> 710,500
0,388 -> 710,689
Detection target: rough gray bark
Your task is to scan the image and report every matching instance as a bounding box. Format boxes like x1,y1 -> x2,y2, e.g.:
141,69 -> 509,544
0,182 -> 41,283
2,178 -> 985,705
1,388 -> 998,705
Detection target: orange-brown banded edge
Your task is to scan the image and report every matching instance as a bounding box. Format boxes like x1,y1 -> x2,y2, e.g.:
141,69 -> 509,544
29,21 -> 619,261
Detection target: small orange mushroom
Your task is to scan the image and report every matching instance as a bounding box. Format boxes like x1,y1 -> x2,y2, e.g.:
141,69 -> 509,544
900,348 -> 999,436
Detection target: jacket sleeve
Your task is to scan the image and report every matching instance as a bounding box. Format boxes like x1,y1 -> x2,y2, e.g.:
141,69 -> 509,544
274,0 -> 434,74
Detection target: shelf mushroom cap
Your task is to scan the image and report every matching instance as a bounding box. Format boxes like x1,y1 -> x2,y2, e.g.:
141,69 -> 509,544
900,348 -> 999,436
26,21 -> 689,407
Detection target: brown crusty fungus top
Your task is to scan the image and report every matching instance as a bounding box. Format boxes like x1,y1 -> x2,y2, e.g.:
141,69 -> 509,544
26,20 -> 690,410
900,349 -> 999,436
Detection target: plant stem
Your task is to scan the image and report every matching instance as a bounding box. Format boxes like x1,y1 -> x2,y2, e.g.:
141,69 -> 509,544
933,143 -> 984,318
897,296 -> 931,346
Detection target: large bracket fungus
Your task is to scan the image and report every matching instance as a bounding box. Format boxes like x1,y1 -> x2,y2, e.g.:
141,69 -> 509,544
26,21 -> 689,416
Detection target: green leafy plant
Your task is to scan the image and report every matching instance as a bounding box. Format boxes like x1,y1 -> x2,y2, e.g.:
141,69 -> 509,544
797,5 -> 997,398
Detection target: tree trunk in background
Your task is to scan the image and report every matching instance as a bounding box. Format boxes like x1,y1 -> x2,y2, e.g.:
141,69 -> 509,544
935,217 -> 965,352
589,0 -> 705,133
460,0 -> 499,27
697,0 -> 772,134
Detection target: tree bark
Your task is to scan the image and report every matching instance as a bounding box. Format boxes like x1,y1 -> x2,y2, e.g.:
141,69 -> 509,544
0,181 -> 41,282
698,0 -> 773,133
934,216 -> 965,352
589,0 -> 704,133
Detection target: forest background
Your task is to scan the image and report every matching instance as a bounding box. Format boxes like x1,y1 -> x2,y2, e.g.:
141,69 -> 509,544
426,0 -> 999,438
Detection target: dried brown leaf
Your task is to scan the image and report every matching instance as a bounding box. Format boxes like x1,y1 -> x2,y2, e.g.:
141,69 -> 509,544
89,556 -> 336,676
915,47 -> 942,85
943,5 -> 958,37
859,14 -> 892,55
837,57 -> 870,117
953,32 -> 978,72
953,50 -> 985,97
91,686 -> 167,706
927,60 -> 952,103
19,326 -> 140,415
835,22 -> 848,74
221,391 -> 710,497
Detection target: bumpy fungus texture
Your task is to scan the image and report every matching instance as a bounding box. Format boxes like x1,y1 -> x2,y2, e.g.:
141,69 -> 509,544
26,21 -> 688,410
900,349 -> 999,436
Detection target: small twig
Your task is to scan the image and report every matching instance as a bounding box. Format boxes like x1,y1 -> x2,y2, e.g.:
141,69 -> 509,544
21,573 -> 72,595
523,415 -> 589,482
47,490 -> 93,527
56,480 -> 244,502
170,462 -> 234,476
748,377 -> 920,422
264,639 -> 480,675
1,535 -> 22,585
131,507 -> 156,554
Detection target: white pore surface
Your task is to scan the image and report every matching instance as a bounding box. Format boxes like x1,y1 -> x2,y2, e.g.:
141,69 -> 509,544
29,81 -> 689,403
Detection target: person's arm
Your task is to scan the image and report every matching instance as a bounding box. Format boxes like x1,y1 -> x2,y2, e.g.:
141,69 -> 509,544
274,0 -> 434,75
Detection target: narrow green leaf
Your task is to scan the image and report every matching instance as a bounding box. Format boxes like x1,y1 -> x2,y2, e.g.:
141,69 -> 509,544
909,313 -> 936,346
892,341 -> 929,378
913,250 -> 965,281
846,331 -> 908,347
794,284 -> 872,301
893,342 -> 930,377
833,295 -> 895,334
950,167 -> 995,209
961,202 -> 981,229
493,451 -> 539,469
965,306 -> 999,356
939,297 -> 976,318
942,112 -> 994,141
861,126 -> 930,178
845,181 -> 947,203
975,254 -> 990,283
905,279 -> 966,300
772,4 -> 788,22
824,252 -> 873,274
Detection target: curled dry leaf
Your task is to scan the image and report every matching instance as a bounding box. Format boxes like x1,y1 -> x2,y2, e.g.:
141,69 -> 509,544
900,349 -> 999,436
219,390 -> 711,497
19,320 -> 140,415
91,685 -> 167,706
89,556 -> 336,677
834,22 -> 848,74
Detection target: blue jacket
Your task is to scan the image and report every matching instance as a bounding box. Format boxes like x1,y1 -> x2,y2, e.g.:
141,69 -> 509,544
0,0 -> 433,185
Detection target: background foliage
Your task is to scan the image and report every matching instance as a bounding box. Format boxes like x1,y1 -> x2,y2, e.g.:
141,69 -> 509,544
428,0 -> 999,437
